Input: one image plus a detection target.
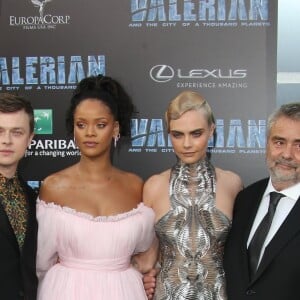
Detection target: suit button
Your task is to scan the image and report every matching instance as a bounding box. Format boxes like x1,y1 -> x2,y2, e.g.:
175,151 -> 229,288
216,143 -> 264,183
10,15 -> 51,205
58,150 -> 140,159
18,290 -> 24,297
246,289 -> 256,296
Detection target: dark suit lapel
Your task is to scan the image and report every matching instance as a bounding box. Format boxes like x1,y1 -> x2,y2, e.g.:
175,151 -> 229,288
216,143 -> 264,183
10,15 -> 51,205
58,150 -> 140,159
19,177 -> 37,258
242,185 -> 267,244
0,176 -> 36,255
254,194 -> 300,280
240,180 -> 269,283
241,195 -> 261,282
0,200 -> 19,252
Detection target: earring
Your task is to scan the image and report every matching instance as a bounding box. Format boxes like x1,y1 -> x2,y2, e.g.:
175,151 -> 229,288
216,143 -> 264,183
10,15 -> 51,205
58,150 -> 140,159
114,133 -> 120,148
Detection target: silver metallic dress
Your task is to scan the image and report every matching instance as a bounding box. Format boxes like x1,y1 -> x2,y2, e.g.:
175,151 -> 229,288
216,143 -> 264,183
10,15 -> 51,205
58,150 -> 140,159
154,158 -> 230,300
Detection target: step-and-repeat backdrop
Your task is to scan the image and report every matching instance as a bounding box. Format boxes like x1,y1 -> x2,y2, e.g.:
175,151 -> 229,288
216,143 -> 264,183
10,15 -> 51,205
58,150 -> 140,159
0,0 -> 277,191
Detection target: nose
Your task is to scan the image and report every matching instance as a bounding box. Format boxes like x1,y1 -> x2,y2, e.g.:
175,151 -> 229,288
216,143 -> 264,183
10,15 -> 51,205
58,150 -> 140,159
86,125 -> 96,136
2,131 -> 12,144
183,135 -> 192,148
281,144 -> 293,160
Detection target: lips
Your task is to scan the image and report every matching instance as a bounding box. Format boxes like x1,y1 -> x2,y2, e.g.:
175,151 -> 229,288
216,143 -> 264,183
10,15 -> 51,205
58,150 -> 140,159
182,152 -> 195,156
276,164 -> 295,170
83,141 -> 98,147
275,160 -> 298,170
0,149 -> 14,154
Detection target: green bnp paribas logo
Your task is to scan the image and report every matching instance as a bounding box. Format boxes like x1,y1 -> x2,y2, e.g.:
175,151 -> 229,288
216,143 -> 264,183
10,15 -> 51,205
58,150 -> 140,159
34,109 -> 53,134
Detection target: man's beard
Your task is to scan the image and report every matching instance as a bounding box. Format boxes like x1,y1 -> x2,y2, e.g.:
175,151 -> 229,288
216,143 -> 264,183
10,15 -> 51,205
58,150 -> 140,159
268,158 -> 300,185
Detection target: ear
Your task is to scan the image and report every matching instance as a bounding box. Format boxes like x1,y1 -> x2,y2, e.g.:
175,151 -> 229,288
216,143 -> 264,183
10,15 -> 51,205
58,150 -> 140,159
209,123 -> 215,138
27,132 -> 34,147
113,121 -> 120,137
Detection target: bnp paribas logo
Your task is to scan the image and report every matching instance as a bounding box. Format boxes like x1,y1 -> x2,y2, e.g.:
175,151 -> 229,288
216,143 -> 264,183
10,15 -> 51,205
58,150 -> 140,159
34,109 -> 53,134
9,0 -> 71,30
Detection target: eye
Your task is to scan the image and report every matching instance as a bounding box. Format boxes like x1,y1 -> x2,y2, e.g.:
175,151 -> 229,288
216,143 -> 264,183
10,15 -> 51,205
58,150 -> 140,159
76,122 -> 86,129
171,132 -> 182,138
273,140 -> 284,147
12,130 -> 24,136
97,123 -> 106,129
192,131 -> 202,137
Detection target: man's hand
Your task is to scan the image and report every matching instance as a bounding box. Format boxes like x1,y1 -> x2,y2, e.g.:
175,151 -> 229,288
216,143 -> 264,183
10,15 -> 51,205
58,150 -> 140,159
143,268 -> 159,299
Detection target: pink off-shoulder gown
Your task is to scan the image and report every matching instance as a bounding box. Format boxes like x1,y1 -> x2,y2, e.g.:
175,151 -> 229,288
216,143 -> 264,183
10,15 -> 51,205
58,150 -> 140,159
36,198 -> 155,300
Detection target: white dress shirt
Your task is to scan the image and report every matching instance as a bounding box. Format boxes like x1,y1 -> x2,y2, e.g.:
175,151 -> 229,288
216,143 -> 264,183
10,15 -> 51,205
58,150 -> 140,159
247,180 -> 300,268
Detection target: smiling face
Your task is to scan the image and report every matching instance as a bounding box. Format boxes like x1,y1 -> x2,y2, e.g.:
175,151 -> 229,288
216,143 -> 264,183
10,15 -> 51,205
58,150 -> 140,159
73,99 -> 119,159
169,109 -> 214,164
266,116 -> 300,190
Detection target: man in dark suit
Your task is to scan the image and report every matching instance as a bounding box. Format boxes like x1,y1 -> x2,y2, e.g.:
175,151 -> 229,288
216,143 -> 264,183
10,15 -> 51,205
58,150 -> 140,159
224,102 -> 300,300
0,93 -> 38,300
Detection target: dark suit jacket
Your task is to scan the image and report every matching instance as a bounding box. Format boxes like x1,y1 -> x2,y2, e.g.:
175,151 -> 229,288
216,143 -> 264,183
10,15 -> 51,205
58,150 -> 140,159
0,177 -> 38,300
224,178 -> 300,300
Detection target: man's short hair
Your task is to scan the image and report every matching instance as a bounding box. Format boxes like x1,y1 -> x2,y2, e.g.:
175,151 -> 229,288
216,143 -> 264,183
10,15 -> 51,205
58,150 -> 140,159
0,93 -> 34,133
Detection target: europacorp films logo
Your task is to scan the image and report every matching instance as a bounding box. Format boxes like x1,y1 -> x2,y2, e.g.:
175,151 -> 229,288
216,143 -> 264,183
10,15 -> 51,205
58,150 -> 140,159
34,109 -> 53,134
9,0 -> 71,30
129,0 -> 270,28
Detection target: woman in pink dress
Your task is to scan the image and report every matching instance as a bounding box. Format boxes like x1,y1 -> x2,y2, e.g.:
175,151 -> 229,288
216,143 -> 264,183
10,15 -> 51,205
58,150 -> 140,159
36,75 -> 156,300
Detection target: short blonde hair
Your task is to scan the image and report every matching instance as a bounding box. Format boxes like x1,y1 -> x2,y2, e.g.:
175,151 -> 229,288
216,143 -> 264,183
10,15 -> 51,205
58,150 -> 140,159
165,90 -> 215,132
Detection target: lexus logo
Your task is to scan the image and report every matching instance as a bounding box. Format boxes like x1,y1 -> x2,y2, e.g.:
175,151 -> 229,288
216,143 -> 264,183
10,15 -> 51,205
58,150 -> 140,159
149,64 -> 247,82
149,65 -> 175,83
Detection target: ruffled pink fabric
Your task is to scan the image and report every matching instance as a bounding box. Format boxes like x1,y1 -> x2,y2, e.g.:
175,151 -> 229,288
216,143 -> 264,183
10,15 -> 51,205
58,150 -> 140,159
36,198 -> 155,300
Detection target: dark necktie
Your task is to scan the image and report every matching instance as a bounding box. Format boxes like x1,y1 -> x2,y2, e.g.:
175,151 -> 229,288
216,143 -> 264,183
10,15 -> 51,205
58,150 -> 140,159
248,191 -> 284,279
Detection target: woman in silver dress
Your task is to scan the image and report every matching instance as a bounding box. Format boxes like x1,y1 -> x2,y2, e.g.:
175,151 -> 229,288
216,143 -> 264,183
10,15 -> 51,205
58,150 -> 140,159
141,91 -> 243,300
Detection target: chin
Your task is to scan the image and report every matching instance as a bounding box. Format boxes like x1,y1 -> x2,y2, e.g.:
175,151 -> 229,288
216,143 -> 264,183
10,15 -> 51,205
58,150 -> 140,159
271,170 -> 298,184
180,157 -> 203,164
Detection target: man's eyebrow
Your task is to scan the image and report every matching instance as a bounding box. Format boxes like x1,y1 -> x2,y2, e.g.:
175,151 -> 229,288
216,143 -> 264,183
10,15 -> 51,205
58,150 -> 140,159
0,126 -> 25,130
271,135 -> 300,143
271,135 -> 285,140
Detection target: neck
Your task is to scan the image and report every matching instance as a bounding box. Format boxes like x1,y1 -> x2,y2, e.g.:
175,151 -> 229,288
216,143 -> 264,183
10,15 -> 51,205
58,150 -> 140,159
178,156 -> 209,166
78,156 -> 114,177
0,166 -> 17,179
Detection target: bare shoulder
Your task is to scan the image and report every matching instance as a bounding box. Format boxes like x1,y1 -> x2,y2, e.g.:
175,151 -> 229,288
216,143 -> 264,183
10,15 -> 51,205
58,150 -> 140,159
115,169 -> 144,205
215,167 -> 243,219
121,170 -> 143,185
143,169 -> 170,207
215,167 -> 243,197
144,169 -> 170,192
117,169 -> 143,189
39,165 -> 75,202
